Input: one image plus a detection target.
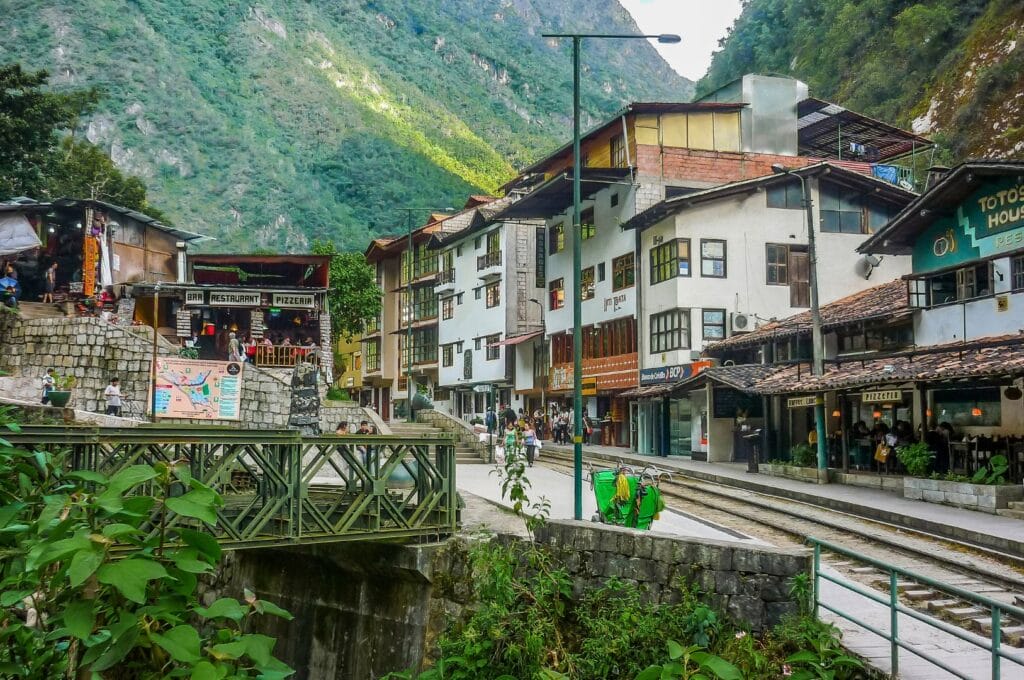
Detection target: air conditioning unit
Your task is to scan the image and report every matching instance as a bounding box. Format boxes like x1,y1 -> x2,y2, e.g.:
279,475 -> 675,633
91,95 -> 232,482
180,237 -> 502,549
730,312 -> 756,334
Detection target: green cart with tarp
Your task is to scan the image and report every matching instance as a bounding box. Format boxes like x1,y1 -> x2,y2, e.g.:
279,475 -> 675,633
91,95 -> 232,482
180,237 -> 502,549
589,464 -> 670,530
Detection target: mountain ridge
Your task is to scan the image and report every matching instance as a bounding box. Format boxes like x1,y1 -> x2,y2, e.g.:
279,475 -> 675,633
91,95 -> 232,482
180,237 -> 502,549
1,1 -> 692,251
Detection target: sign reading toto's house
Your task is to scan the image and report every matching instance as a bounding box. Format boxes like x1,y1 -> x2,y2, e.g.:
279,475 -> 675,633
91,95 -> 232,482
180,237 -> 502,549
209,291 -> 261,307
152,358 -> 243,420
914,176 -> 1024,272
272,292 -> 315,308
639,361 -> 713,386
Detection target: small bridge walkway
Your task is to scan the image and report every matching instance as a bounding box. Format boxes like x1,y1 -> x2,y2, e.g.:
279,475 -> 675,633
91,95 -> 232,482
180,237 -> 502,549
8,425 -> 458,550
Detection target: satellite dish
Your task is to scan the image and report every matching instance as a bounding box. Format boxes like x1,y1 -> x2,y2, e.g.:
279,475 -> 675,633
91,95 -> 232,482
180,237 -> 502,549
854,255 -> 883,280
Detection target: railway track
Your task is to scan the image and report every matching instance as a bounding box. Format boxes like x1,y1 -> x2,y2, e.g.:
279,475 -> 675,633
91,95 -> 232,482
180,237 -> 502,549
536,448 -> 1024,647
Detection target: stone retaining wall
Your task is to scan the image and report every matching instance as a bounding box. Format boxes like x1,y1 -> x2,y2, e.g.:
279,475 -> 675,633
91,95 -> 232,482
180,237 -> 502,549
0,315 -> 294,429
904,477 -> 1024,514
533,519 -> 810,632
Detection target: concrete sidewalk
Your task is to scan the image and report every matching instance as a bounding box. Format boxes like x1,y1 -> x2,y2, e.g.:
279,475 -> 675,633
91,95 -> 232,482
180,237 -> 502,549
540,442 -> 1024,556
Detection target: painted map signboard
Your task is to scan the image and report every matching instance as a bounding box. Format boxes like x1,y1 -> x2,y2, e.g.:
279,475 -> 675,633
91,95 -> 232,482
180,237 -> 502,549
913,176 -> 1024,272
153,358 -> 243,420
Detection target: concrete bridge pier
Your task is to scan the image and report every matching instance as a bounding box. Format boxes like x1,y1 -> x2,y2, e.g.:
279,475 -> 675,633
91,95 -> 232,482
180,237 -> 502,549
204,539 -> 470,679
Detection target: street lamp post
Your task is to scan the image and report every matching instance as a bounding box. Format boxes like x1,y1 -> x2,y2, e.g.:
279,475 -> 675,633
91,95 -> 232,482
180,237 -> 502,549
772,165 -> 828,474
150,281 -> 161,422
542,32 -> 681,520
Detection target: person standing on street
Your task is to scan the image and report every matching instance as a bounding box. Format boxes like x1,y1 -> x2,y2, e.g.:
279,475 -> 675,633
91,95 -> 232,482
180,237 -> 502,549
104,377 -> 122,417
523,421 -> 537,467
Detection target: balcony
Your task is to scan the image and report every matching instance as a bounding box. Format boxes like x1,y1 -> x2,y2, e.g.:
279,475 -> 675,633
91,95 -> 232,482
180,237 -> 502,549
434,268 -> 456,294
476,250 -> 502,279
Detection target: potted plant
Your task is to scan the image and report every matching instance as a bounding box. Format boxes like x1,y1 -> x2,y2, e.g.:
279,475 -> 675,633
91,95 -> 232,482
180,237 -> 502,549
47,374 -> 77,408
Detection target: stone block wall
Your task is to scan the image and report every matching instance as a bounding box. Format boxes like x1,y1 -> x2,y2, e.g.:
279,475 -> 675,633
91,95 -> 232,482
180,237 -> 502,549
0,316 -> 294,429
904,477 -> 1024,514
533,520 -> 810,632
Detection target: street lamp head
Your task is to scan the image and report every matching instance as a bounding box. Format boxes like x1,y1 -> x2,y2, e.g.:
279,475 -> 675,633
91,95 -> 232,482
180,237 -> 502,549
657,34 -> 682,44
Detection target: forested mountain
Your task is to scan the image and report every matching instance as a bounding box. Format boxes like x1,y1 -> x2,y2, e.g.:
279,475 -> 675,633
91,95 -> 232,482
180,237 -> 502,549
699,0 -> 1023,163
1,1 -> 691,251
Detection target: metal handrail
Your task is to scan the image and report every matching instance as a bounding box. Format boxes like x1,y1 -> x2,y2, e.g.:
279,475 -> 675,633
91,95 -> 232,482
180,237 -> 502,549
808,536 -> 1024,679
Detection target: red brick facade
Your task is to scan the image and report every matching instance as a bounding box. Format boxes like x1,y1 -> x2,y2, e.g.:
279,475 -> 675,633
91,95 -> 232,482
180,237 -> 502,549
635,145 -> 818,185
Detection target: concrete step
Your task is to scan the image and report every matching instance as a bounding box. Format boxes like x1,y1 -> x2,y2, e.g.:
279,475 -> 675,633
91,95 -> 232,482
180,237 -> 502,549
15,301 -> 66,320
1007,501 -> 1024,511
903,589 -> 938,602
926,599 -> 963,613
995,508 -> 1024,520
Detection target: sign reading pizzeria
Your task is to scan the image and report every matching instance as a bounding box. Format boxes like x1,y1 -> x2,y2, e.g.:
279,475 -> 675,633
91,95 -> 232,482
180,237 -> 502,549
272,293 -> 315,309
209,291 -> 261,307
861,389 -> 903,403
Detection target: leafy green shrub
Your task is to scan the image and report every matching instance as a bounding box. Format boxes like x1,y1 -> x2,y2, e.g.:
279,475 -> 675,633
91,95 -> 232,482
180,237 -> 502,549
790,443 -> 816,468
0,406 -> 294,677
895,441 -> 934,478
178,347 -> 200,359
325,385 -> 346,401
972,454 -> 1010,485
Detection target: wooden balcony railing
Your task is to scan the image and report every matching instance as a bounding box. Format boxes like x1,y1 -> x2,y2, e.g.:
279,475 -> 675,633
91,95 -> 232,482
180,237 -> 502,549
477,250 -> 501,270
249,344 -> 321,368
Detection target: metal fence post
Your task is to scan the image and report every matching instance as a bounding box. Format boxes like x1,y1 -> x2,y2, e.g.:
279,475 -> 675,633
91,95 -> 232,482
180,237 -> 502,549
993,604 -> 1002,680
813,542 -> 821,619
890,569 -> 900,677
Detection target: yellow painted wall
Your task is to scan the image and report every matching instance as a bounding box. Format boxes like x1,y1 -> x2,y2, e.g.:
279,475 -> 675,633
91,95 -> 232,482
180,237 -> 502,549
631,111 -> 742,153
335,335 -> 363,390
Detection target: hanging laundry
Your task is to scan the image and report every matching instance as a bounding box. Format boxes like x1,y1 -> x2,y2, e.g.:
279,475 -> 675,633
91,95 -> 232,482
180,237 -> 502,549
871,165 -> 900,185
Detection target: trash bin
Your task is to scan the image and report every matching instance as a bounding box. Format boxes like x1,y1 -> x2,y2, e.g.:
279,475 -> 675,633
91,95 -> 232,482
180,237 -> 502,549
742,428 -> 763,473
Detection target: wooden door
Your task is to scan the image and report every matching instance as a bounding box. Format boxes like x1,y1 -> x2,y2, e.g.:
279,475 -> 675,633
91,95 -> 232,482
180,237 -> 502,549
381,388 -> 390,422
789,251 -> 810,308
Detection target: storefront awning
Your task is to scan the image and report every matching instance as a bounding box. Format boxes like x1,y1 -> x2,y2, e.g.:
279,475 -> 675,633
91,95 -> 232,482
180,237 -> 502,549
0,213 -> 41,256
487,330 -> 543,348
619,383 -> 679,399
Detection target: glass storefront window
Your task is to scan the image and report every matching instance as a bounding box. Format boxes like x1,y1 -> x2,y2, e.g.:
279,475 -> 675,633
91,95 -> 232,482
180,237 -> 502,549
669,398 -> 692,456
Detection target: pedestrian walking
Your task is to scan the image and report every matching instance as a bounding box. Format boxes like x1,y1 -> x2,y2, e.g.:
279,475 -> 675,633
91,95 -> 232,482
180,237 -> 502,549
104,377 -> 123,417
227,332 -> 241,362
41,368 -> 56,405
503,421 -> 521,462
523,421 -> 537,467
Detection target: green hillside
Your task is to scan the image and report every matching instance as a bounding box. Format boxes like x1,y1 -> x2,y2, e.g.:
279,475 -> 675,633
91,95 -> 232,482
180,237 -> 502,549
698,0 -> 1023,161
1,1 -> 692,251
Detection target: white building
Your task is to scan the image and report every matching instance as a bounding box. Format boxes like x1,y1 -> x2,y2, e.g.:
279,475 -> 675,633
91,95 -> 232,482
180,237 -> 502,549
623,163 -> 917,457
430,199 -> 544,420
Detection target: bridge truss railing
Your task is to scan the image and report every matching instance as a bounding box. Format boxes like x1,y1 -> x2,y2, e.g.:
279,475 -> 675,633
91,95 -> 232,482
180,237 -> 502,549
6,425 -> 459,550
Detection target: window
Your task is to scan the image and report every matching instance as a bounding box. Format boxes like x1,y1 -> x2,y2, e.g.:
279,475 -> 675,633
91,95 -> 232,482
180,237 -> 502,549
766,244 -> 789,285
838,322 -> 913,353
474,236 -> 482,249
402,285 -> 437,322
549,222 -> 565,253
474,338 -> 481,350
610,133 -> 627,167
535,227 -> 546,288
934,387 -> 1002,427
581,207 -> 595,240
581,267 -> 595,300
440,249 -> 454,282
702,309 -> 726,340
549,278 -> 564,310
766,179 -> 803,209
580,317 -> 637,359
474,287 -> 481,300
441,296 -> 454,320
612,253 -> 635,291
820,184 -> 866,233
650,309 -> 690,353
442,344 -> 454,367
364,340 -> 380,371
485,334 -> 501,361
650,238 -> 690,284
1014,255 -> 1024,291
403,327 -> 437,365
909,262 -> 995,307
485,229 -> 500,254
485,281 -> 500,308
597,262 -> 606,282
700,239 -> 727,278
456,292 -> 464,305
610,192 -> 620,207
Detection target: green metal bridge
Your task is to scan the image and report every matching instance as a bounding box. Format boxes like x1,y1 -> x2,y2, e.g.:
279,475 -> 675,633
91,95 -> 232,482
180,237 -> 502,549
8,426 -> 459,550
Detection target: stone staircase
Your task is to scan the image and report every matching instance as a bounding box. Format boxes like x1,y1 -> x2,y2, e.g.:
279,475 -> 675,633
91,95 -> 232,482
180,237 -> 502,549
389,415 -> 488,465
997,501 -> 1024,520
15,301 -> 66,320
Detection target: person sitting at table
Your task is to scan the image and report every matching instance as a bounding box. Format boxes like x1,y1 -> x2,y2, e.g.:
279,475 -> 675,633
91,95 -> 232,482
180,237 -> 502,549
262,336 -> 273,346
282,337 -> 293,347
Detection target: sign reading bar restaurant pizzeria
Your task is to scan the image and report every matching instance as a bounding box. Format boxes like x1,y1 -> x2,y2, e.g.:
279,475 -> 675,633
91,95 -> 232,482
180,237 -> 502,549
209,291 -> 261,307
861,389 -> 903,403
184,290 -> 205,306
272,292 -> 315,309
787,396 -> 817,409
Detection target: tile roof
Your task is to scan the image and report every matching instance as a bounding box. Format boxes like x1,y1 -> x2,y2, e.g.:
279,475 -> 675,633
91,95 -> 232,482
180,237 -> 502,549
622,364 -> 777,398
752,334 -> 1024,395
706,279 -> 910,352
